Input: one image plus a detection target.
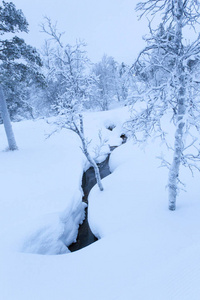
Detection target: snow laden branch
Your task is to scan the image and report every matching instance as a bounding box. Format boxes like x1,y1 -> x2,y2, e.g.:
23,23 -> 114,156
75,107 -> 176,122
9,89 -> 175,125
136,0 -> 200,26
129,0 -> 200,210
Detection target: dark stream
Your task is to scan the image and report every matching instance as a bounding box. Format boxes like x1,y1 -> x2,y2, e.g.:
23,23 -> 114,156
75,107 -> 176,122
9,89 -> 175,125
68,155 -> 111,252
68,133 -> 127,252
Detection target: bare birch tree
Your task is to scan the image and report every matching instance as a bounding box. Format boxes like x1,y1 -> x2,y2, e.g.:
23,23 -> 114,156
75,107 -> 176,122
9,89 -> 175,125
129,0 -> 200,210
42,18 -> 104,191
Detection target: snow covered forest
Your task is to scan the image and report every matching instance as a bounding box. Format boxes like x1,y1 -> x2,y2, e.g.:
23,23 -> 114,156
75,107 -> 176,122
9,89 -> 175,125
1,1 -> 200,299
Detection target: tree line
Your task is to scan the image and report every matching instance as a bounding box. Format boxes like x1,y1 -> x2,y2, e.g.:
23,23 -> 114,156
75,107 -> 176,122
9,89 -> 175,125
0,4 -> 133,123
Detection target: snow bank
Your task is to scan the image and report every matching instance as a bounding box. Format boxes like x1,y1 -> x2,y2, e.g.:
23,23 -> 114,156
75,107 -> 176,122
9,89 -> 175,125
82,106 -> 130,164
0,119 -> 86,254
88,128 -> 200,299
20,190 -> 87,254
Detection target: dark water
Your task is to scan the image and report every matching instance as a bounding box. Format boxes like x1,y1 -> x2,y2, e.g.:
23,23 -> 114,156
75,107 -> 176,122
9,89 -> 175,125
68,132 -> 128,252
68,156 -> 111,252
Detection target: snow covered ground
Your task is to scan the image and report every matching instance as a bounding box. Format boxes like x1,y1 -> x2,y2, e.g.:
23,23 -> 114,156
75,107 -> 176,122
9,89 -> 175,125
1,107 -> 200,299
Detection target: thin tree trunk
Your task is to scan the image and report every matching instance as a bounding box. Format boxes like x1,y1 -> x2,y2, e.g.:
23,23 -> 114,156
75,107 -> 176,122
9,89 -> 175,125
78,114 -> 104,191
82,145 -> 104,192
168,0 -> 185,210
0,85 -> 18,150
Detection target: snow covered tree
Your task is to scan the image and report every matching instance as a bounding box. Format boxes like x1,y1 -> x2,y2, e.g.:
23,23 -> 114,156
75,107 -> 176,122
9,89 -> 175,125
129,0 -> 200,210
1,60 -> 45,121
91,55 -> 121,110
0,1 -> 44,149
42,18 -> 104,191
118,62 -> 130,102
41,18 -> 93,114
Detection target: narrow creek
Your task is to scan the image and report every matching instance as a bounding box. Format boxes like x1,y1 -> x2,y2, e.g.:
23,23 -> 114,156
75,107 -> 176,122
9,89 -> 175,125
68,155 -> 111,252
68,132 -> 127,252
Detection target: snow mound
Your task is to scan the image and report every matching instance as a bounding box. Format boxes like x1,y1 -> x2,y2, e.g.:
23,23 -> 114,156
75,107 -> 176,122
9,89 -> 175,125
20,191 -> 86,255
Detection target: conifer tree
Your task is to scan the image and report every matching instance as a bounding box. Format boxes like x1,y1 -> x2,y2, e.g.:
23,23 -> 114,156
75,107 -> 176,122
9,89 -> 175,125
0,1 -> 44,150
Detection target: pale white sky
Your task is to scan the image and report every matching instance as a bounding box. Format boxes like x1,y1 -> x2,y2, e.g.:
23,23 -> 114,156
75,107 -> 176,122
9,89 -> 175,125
12,0 -> 148,64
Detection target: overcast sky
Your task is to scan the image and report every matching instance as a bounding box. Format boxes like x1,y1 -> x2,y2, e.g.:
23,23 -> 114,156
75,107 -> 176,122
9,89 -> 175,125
12,0 -> 148,64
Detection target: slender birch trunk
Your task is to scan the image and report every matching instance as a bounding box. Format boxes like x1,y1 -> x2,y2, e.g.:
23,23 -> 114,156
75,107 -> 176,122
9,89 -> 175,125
78,114 -> 104,192
168,102 -> 186,210
82,143 -> 104,192
168,0 -> 186,210
0,85 -> 18,151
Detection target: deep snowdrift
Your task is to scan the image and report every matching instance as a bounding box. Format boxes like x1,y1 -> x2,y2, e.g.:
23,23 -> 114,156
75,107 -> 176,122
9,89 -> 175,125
1,108 -> 200,300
